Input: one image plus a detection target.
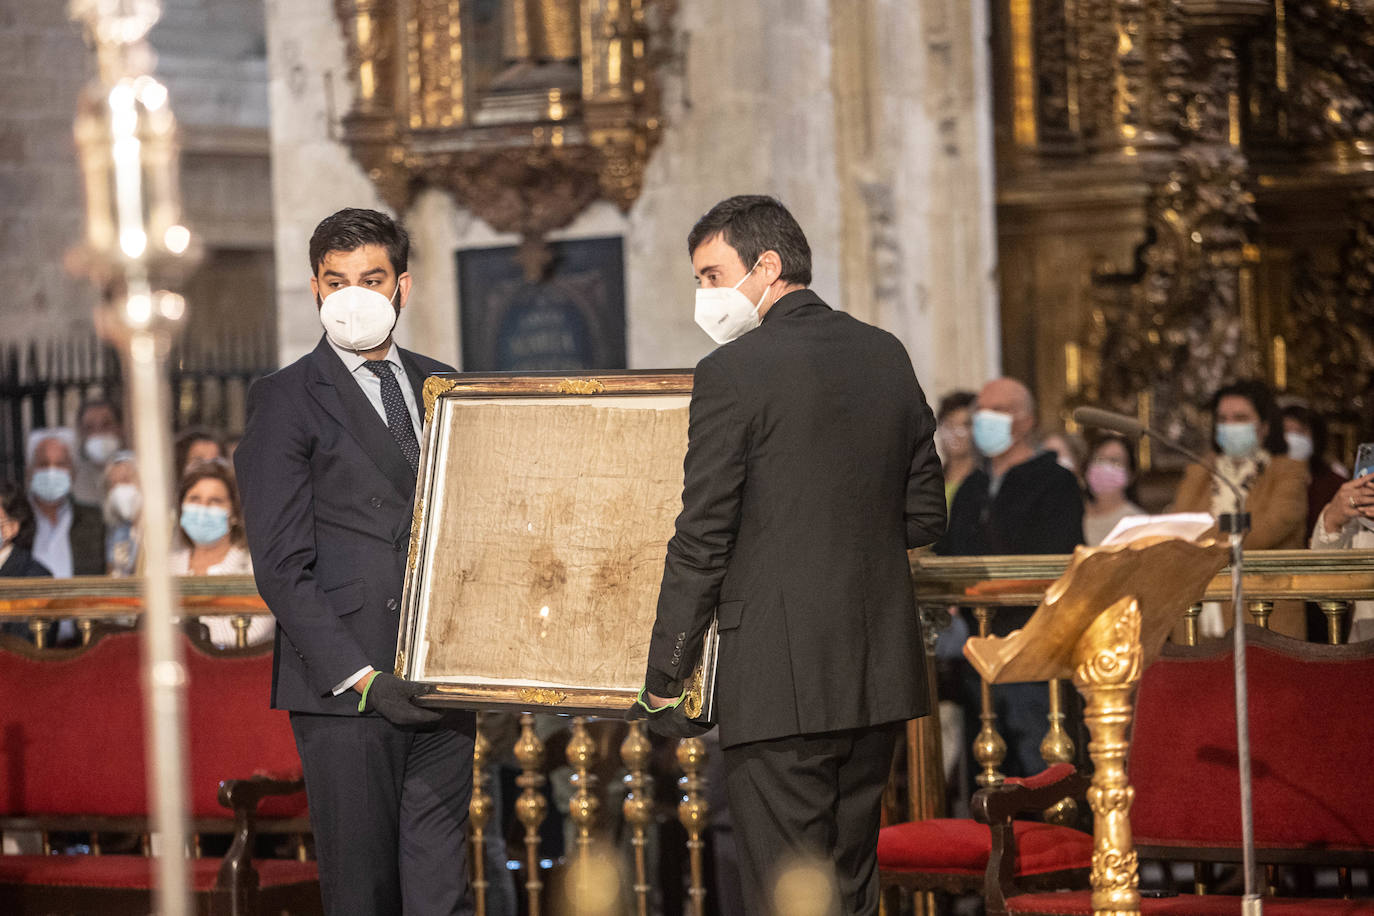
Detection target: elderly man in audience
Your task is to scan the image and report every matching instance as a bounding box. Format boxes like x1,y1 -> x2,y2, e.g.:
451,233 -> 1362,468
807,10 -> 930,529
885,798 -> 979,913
26,428 -> 106,581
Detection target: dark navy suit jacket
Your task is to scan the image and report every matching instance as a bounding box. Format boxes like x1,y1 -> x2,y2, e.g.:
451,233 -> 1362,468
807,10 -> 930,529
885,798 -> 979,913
235,336 -> 452,715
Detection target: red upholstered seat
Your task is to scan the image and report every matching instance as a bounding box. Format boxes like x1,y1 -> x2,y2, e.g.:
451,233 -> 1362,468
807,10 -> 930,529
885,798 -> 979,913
879,818 -> 1093,877
1008,890 -> 1374,915
0,855 -> 319,891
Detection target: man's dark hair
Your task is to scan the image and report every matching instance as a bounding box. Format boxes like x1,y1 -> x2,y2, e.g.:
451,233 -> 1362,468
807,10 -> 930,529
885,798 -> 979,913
0,480 -> 36,551
309,208 -> 410,276
937,390 -> 977,423
77,396 -> 122,430
687,195 -> 812,287
1209,379 -> 1287,455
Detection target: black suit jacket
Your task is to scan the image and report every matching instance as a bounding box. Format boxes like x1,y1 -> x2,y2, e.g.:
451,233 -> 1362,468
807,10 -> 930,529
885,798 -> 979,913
235,337 -> 452,715
71,503 -> 106,576
647,290 -> 947,749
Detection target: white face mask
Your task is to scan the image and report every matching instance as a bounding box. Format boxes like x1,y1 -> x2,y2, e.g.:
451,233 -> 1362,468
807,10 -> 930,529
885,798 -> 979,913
1284,431 -> 1313,462
318,283 -> 400,352
84,433 -> 120,465
106,483 -> 142,522
694,259 -> 769,345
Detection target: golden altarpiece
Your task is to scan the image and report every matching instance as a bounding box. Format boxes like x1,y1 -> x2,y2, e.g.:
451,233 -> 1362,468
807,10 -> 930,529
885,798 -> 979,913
990,0 -> 1374,463
331,0 -> 674,276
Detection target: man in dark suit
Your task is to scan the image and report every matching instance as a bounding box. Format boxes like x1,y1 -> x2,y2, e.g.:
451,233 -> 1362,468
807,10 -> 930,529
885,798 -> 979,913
235,209 -> 474,916
640,195 -> 947,915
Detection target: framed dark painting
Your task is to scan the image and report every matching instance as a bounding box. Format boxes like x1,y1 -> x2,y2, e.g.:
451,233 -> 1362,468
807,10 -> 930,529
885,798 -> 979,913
458,237 -> 627,372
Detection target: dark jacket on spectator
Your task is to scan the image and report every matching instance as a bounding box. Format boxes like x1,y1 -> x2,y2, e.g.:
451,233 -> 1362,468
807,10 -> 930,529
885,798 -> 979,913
0,547 -> 52,578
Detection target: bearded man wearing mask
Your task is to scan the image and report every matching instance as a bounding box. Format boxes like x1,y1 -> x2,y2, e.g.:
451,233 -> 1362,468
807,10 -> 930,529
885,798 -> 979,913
635,195 -> 947,916
935,377 -> 1084,778
235,208 -> 473,916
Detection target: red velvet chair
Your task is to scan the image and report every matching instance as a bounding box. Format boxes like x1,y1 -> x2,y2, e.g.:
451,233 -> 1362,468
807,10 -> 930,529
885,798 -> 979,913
985,627 -> 1374,915
0,627 -> 320,914
877,762 -> 1094,905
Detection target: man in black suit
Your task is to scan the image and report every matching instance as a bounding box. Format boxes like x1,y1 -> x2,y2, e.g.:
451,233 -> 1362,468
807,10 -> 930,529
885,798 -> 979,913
235,209 -> 474,916
640,195 -> 947,915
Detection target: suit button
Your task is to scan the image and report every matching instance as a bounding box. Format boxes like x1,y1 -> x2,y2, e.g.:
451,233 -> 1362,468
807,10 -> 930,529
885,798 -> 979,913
386,598 -> 398,611
370,497 -> 383,508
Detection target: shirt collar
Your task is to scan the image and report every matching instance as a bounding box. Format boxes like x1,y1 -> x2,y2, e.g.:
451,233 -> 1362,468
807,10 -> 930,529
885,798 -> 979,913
327,337 -> 402,375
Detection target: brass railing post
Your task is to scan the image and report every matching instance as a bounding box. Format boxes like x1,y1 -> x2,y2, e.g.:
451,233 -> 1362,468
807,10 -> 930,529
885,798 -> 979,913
620,720 -> 653,916
566,716 -> 601,858
1248,600 -> 1273,630
1040,677 -> 1077,824
677,737 -> 709,916
28,617 -> 48,649
1182,603 -> 1201,647
514,713 -> 547,916
470,713 -> 492,916
1319,600 -> 1348,645
232,615 -> 250,649
972,606 -> 1006,787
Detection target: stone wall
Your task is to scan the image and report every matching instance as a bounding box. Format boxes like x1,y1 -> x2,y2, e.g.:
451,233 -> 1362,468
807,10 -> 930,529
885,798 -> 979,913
264,0 -> 1001,395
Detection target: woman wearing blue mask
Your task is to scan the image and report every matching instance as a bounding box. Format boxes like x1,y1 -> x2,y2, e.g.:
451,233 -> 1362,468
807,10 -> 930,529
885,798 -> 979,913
1169,379 -> 1309,638
171,459 -> 273,648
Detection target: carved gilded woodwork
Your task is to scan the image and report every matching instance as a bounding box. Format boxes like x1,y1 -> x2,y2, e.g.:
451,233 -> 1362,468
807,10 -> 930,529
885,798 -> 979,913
993,0 -> 1374,454
332,0 -> 674,265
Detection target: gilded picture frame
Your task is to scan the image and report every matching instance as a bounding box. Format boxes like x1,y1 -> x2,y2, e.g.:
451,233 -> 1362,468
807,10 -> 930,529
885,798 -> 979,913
395,369 -> 694,714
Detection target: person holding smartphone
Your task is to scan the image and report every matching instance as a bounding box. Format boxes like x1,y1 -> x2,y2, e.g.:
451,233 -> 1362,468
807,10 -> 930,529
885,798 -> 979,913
1311,446 -> 1374,641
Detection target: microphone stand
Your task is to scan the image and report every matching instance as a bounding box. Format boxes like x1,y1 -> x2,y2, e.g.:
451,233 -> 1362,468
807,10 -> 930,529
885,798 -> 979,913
1076,411 -> 1260,915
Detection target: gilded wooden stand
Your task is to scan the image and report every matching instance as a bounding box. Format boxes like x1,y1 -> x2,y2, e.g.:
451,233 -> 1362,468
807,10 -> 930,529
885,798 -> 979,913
964,536 -> 1228,916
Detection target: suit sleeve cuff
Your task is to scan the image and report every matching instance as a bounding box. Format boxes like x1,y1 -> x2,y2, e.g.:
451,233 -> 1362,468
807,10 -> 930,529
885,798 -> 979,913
644,666 -> 681,699
332,666 -> 375,696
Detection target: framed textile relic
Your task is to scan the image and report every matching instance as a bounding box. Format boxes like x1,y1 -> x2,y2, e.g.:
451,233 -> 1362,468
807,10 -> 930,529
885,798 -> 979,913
395,370 -> 703,715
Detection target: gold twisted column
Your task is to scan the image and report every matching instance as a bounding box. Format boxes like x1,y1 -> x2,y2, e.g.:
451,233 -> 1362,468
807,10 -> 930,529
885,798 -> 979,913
515,713 -> 548,916
1319,600 -> 1349,645
1247,600 -> 1272,630
676,737 -> 709,916
620,721 -> 653,916
1040,677 -> 1078,825
470,713 -> 492,916
566,717 -> 601,857
972,606 -> 1007,787
1072,595 -> 1143,916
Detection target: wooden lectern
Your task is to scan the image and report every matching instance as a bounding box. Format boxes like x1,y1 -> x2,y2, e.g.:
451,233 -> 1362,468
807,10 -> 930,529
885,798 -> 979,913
964,535 -> 1229,916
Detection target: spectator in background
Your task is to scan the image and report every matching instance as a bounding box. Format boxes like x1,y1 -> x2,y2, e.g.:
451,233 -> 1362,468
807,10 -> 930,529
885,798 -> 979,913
1169,379 -> 1308,637
171,459 -> 272,648
72,398 -> 125,507
174,427 -> 223,476
26,428 -> 106,579
1281,404 -> 1347,537
1082,435 -> 1145,546
1310,470 -> 1374,640
1,481 -> 51,640
937,390 -> 977,509
937,377 -> 1084,778
102,451 -> 141,577
1041,429 -> 1088,484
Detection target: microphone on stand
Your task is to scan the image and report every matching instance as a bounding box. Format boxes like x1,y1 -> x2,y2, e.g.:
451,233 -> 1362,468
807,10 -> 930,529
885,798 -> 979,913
1072,404 -> 1261,915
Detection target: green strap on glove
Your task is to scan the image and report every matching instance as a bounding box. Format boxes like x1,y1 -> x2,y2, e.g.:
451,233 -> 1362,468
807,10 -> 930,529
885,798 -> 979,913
635,685 -> 683,714
357,672 -> 378,713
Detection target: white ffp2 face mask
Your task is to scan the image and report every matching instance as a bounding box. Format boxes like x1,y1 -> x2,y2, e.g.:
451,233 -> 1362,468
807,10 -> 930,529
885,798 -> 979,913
318,284 -> 400,352
694,259 -> 769,345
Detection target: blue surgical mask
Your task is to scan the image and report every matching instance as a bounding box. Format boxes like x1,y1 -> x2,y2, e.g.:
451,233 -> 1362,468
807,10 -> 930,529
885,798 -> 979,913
972,409 -> 1015,458
29,467 -> 73,503
180,503 -> 231,546
1215,422 -> 1259,459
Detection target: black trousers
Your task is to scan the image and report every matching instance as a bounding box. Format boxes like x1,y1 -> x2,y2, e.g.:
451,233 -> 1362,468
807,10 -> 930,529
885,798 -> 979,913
722,721 -> 903,916
290,710 -> 476,916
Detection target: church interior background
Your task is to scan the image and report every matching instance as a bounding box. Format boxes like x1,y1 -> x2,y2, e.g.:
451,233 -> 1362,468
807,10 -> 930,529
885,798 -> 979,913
2,0 -> 1371,484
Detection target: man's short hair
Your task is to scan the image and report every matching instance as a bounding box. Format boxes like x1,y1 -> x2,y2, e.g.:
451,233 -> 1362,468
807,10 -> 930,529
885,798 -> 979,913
77,396 -> 122,429
687,195 -> 812,287
309,208 -> 410,276
25,428 -> 77,467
